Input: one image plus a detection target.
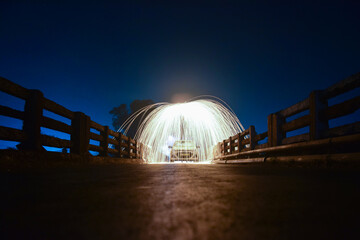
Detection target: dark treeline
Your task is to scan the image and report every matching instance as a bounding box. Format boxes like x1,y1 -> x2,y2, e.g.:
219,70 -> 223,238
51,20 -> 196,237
110,99 -> 154,138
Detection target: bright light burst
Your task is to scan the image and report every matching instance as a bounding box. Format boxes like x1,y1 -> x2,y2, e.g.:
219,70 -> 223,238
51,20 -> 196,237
119,97 -> 244,163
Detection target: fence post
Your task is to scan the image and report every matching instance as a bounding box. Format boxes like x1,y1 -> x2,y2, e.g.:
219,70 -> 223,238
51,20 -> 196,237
117,133 -> 123,158
18,90 -> 44,151
249,125 -> 256,150
136,141 -> 140,159
309,90 -> 329,140
267,113 -> 285,147
100,126 -> 109,156
134,140 -> 138,158
223,140 -> 226,155
237,133 -> 242,152
228,136 -> 232,154
128,137 -> 132,158
70,112 -> 90,155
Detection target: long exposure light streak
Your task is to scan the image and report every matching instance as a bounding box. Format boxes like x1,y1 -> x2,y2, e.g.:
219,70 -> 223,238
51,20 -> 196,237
119,97 -> 244,163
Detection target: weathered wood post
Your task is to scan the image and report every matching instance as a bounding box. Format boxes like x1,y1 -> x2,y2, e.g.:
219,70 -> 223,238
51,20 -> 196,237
133,140 -> 137,158
237,133 -> 242,152
116,133 -> 123,158
18,90 -> 44,151
267,114 -> 274,147
127,137 -> 132,158
267,113 -> 285,147
70,112 -> 90,155
249,125 -> 256,150
228,136 -> 233,154
136,141 -> 140,159
223,140 -> 226,155
100,126 -> 109,156
309,90 -> 329,140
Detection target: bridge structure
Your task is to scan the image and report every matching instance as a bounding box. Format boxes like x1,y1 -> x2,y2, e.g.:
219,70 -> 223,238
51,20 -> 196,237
213,72 -> 360,163
1,74 -> 360,239
0,73 -> 359,163
0,76 -> 142,160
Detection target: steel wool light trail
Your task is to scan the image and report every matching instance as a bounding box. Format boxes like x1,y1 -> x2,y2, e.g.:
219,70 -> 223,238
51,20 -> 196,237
119,98 -> 244,163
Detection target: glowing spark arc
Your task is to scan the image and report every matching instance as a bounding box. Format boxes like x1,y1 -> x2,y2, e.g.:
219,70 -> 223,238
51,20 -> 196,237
119,97 -> 244,163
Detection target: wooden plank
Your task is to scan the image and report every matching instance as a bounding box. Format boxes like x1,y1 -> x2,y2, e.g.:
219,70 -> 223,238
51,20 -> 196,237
0,126 -> 26,142
249,125 -> 255,150
121,134 -> 129,141
42,116 -> 72,134
120,142 -> 128,148
324,121 -> 360,138
127,136 -> 132,157
213,158 -> 264,164
254,131 -> 267,142
222,140 -> 227,155
120,150 -> 129,156
268,113 -> 285,147
267,114 -> 274,147
89,132 -> 104,141
108,129 -> 119,138
237,132 -> 242,152
309,90 -> 329,140
130,138 -> 136,144
228,136 -> 233,154
240,147 -> 251,152
265,152 -> 360,163
0,77 -> 29,100
255,143 -> 268,149
108,137 -> 118,146
323,96 -> 360,120
108,148 -> 119,155
281,133 -> 309,145
100,126 -> 109,156
18,90 -> 44,151
70,112 -> 90,154
282,115 -> 310,133
0,105 -> 24,120
43,98 -> 74,119
89,120 -> 105,132
89,144 -> 103,152
241,138 -> 250,145
278,98 -> 310,118
42,135 -> 71,148
241,129 -> 249,137
116,134 -> 122,157
214,133 -> 360,160
322,72 -> 360,99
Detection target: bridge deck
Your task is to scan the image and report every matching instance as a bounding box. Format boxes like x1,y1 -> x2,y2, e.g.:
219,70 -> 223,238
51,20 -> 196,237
1,163 -> 360,239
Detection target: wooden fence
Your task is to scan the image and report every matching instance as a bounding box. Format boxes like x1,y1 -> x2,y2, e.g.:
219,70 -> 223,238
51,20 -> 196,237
0,77 -> 141,159
214,72 -> 360,161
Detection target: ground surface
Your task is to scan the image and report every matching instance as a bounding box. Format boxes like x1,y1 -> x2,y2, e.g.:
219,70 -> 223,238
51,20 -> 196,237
1,163 -> 360,239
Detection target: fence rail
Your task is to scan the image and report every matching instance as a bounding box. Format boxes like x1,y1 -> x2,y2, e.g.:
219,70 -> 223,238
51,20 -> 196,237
214,72 -> 360,161
0,76 -> 141,159
2,72 -> 359,163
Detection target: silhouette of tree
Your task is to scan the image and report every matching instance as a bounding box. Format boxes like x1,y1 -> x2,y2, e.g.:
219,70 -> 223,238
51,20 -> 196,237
109,104 -> 129,131
110,100 -> 154,138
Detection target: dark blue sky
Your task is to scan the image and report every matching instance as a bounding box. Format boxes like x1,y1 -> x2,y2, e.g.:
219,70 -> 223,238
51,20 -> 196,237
1,0 -> 359,143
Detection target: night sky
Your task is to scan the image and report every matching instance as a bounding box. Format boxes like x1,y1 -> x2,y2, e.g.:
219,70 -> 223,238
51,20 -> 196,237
1,1 -> 359,148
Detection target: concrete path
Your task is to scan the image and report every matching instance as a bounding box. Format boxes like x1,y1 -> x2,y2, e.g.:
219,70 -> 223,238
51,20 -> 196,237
1,163 -> 360,239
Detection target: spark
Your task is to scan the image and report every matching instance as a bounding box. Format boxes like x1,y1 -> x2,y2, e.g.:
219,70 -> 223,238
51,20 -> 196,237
119,97 -> 244,163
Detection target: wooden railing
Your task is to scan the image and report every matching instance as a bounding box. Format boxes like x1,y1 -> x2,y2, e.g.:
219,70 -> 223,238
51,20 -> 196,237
214,72 -> 360,161
0,77 -> 141,159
